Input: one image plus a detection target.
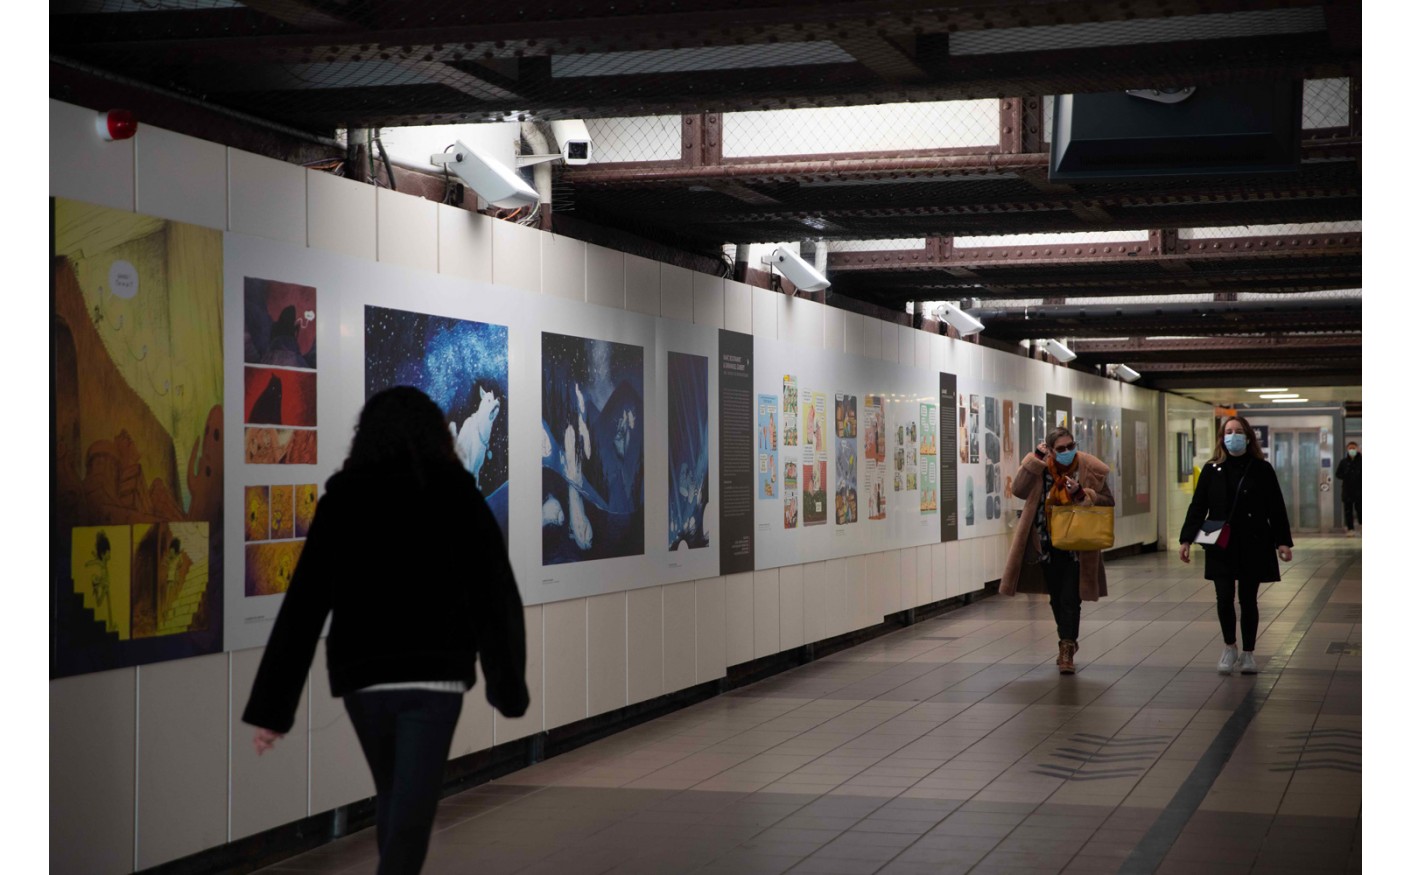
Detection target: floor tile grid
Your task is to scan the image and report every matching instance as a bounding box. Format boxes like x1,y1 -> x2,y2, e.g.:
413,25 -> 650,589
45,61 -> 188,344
255,543 -> 1359,875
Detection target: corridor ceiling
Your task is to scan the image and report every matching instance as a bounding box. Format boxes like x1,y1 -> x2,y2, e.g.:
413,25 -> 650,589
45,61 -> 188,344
50,0 -> 1362,392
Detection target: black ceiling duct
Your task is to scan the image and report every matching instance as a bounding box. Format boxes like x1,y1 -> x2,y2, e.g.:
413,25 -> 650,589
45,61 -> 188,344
1049,82 -> 1302,181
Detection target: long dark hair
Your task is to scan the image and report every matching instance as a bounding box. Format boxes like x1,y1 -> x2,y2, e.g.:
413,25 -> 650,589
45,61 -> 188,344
345,386 -> 459,478
1212,414 -> 1265,464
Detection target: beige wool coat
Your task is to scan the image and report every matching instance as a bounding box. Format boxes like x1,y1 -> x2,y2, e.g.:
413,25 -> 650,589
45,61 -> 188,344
999,451 -> 1114,602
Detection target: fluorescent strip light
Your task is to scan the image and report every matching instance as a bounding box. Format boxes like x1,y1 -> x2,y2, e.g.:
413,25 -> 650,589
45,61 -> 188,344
1259,393 -> 1299,399
1271,398 -> 1310,403
1246,387 -> 1288,393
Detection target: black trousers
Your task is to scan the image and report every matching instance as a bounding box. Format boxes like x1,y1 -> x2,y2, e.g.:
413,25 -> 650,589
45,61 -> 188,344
1343,495 -> 1361,530
1212,578 -> 1260,651
1043,551 -> 1081,641
344,690 -> 463,875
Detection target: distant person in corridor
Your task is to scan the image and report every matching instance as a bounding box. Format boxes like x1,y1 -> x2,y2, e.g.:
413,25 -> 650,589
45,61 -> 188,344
1335,441 -> 1361,536
1179,415 -> 1293,676
1000,426 -> 1115,674
243,386 -> 529,875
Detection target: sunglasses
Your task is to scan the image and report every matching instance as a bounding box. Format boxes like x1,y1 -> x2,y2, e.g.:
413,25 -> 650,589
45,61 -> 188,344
1053,442 -> 1076,452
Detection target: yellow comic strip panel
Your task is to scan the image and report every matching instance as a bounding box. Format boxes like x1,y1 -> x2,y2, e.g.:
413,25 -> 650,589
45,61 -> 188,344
70,525 -> 132,641
245,486 -> 269,542
270,484 -> 295,540
246,541 -> 304,597
295,483 -> 319,538
130,522 -> 211,638
245,427 -> 318,465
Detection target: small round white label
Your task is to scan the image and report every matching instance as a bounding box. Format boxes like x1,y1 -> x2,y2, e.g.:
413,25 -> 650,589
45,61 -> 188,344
109,260 -> 138,299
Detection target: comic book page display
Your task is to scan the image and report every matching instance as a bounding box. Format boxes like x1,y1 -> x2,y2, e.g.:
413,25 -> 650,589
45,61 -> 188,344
364,305 -> 510,536
802,389 -> 828,527
863,394 -> 886,520
781,376 -> 799,529
1000,399 -> 1019,524
835,394 -> 858,525
919,403 -> 937,514
243,277 -> 318,464
905,419 -> 918,492
758,393 -> 779,500
52,199 -> 224,676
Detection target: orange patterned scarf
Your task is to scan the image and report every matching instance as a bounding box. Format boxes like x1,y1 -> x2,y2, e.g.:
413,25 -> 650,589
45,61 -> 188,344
1044,452 -> 1079,523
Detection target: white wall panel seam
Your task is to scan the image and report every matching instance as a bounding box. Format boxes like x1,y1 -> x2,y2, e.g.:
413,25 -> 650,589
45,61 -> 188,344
225,149 -> 233,232
304,168 -> 312,249
134,665 -> 141,871
306,682 -> 312,816
227,653 -> 233,843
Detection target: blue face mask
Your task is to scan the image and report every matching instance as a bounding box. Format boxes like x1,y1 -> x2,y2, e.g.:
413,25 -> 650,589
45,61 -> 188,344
1055,449 -> 1077,466
1224,433 -> 1247,455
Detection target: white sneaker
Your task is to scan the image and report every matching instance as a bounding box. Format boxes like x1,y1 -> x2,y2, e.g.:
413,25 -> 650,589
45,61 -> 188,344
1239,651 -> 1259,674
1217,646 -> 1238,675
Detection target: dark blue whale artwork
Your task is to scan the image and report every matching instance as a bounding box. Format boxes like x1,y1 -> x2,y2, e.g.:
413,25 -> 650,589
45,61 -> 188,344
541,332 -> 644,565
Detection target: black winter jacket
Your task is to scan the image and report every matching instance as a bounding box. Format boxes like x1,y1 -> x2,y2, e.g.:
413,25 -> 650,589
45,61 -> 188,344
1334,453 -> 1361,500
1179,454 -> 1293,583
243,459 -> 529,734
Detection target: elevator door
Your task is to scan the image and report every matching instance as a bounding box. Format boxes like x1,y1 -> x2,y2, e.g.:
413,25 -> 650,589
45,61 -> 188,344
1270,429 -> 1324,532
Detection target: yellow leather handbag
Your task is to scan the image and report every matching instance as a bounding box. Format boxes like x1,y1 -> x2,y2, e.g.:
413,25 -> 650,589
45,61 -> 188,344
1049,505 -> 1115,551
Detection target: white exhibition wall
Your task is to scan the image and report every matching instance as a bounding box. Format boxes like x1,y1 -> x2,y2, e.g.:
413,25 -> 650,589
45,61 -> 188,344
49,99 -> 1165,875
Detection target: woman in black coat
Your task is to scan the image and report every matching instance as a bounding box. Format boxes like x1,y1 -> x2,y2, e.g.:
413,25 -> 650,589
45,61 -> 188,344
1179,415 -> 1293,676
243,386 -> 529,875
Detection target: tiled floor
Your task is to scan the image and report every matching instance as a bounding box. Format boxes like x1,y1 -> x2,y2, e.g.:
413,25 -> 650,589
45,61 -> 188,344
257,539 -> 1361,874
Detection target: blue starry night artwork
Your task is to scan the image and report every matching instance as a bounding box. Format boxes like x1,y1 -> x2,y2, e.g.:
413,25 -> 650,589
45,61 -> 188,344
541,332 -> 644,565
364,305 -> 509,537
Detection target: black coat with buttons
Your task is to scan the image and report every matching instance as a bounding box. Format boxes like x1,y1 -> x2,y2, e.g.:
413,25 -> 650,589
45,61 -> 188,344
1180,454 -> 1293,583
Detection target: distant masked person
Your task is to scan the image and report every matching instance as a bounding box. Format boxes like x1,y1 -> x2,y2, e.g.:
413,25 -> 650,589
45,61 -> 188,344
1335,441 -> 1362,537
1000,427 -> 1115,674
1179,415 -> 1293,675
243,386 -> 529,875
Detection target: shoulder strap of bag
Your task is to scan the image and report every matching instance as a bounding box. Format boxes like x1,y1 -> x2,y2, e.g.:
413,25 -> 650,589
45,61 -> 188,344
1225,467 -> 1250,518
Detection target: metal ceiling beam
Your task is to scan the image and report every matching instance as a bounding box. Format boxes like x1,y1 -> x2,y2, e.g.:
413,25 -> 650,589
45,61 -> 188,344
1142,367 -> 1362,390
829,231 -> 1360,271
60,0 -> 1331,56
1068,335 -> 1361,364
60,32 -> 1353,123
238,0 -> 525,104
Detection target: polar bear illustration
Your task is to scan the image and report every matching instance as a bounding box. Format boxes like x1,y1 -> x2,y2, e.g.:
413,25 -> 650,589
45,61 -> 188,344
449,386 -> 499,479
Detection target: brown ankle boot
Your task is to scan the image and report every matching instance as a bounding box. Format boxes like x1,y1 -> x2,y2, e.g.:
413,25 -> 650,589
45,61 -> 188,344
1058,639 -> 1077,674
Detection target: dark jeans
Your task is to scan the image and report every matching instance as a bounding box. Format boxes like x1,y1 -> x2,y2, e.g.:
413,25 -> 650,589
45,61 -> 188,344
1212,578 -> 1260,651
1343,496 -> 1361,530
344,690 -> 464,875
1044,552 -> 1081,641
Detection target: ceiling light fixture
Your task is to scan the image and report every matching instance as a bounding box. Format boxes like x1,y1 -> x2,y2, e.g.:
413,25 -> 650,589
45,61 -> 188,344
1259,393 -> 1299,399
1111,364 -> 1141,382
1245,387 -> 1288,393
1271,398 -> 1310,404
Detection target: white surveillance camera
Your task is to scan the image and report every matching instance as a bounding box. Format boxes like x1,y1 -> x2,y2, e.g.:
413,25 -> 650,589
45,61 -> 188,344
430,140 -> 539,209
1112,363 -> 1141,382
932,302 -> 985,336
1036,338 -> 1078,363
762,247 -> 831,293
549,119 -> 593,166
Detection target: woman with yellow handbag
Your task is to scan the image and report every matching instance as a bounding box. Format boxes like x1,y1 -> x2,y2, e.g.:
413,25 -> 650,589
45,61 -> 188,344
1000,426 -> 1115,673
